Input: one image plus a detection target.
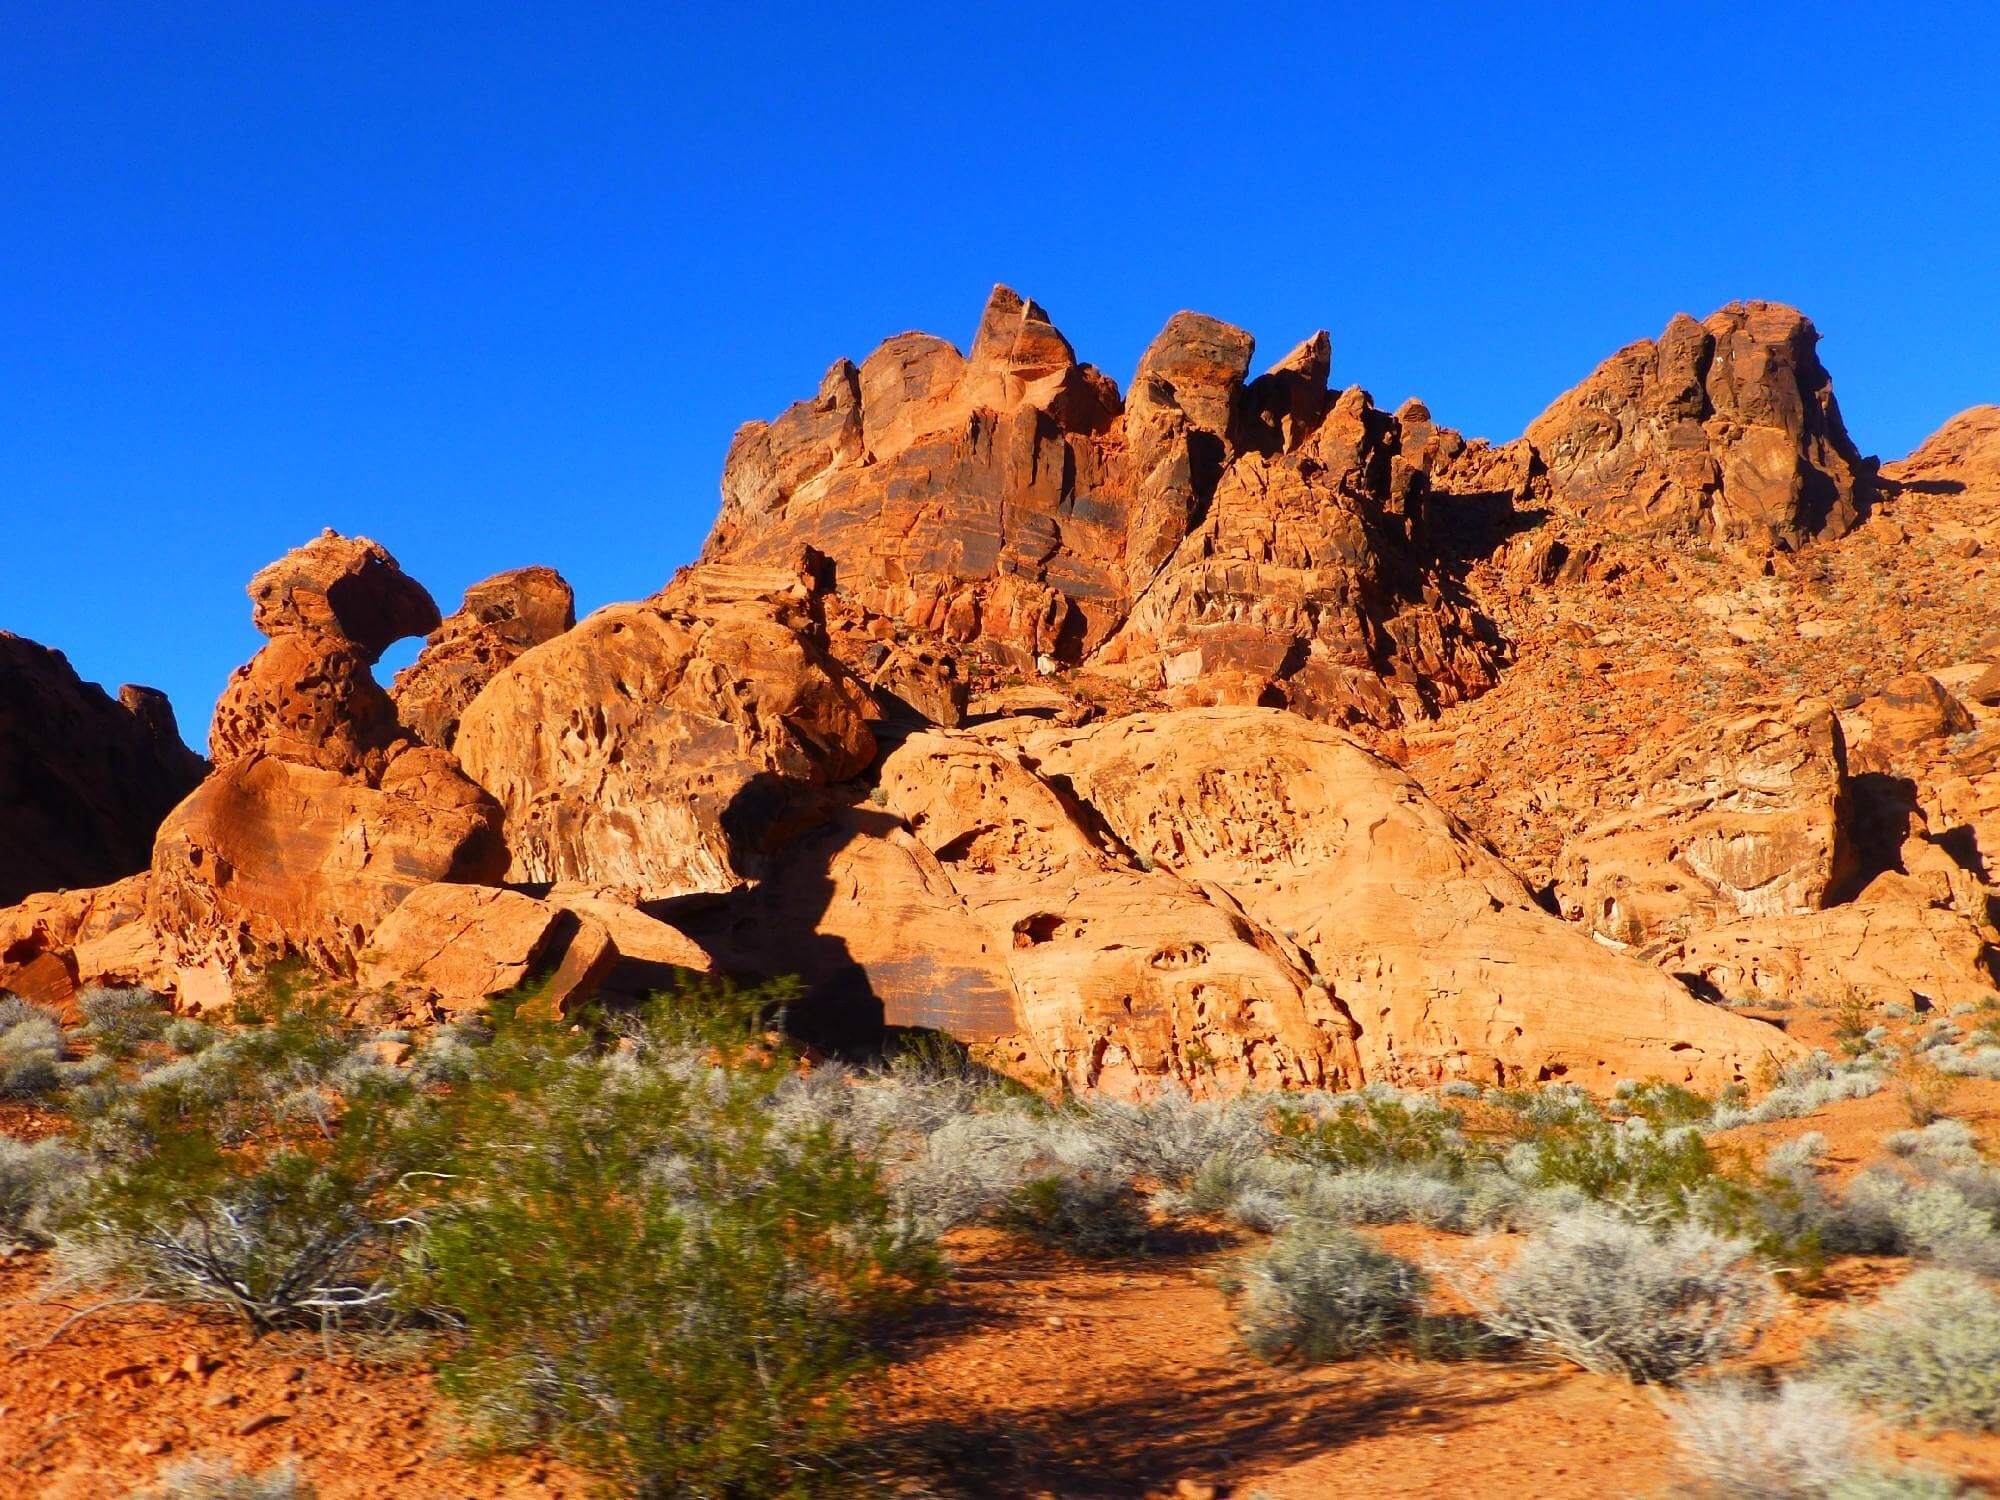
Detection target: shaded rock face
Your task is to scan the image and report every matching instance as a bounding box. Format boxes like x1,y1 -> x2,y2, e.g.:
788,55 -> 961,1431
702,285 -> 1505,727
0,633 -> 205,906
391,566 -> 576,749
454,563 -> 877,900
1525,301 -> 1870,550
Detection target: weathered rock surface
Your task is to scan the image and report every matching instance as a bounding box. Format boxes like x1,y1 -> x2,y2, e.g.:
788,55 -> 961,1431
454,563 -> 876,899
1525,302 -> 1870,550
1554,706 -> 1856,950
1881,404 -> 2000,490
0,633 -> 205,907
391,566 -> 575,749
0,874 -> 161,1014
147,749 -> 508,1005
358,883 -> 615,1019
703,286 -> 1505,727
1020,710 -> 1797,1091
210,630 -> 409,777
246,529 -> 441,661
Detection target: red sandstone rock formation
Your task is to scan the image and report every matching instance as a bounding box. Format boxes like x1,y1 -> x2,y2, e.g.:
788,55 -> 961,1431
0,634 -> 205,907
1525,302 -> 1871,550
702,285 -> 1505,727
391,566 -> 576,749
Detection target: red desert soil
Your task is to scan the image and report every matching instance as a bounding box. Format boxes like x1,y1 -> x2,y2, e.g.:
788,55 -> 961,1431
7,1073 -> 2000,1498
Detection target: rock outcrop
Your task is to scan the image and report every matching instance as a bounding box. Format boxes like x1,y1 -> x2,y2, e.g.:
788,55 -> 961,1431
702,285 -> 1505,727
0,634 -> 205,906
1553,706 -> 1856,950
1882,405 -> 2000,490
454,562 -> 876,899
1525,301 -> 1870,550
144,534 -> 508,1004
392,567 -> 575,749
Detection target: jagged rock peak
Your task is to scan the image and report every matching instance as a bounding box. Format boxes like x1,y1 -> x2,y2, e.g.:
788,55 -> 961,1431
1524,300 -> 1871,550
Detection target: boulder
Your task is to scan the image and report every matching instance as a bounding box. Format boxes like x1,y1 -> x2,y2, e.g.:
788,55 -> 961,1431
209,630 -> 409,776
246,529 -> 441,661
358,883 -> 616,1019
0,875 -> 159,1015
1525,302 -> 1870,550
453,563 -> 876,899
1554,706 -> 1856,949
1881,405 -> 2000,490
147,748 -> 507,999
0,633 -> 206,905
391,566 -> 576,749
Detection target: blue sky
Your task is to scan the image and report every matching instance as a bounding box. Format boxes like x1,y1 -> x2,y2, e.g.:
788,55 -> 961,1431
5,2 -> 1997,742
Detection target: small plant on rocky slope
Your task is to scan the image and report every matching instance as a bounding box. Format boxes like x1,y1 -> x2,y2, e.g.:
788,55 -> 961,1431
1461,1211 -> 1775,1383
0,1134 -> 85,1248
1813,1269 -> 2000,1432
997,1168 -> 1153,1256
1231,1222 -> 1428,1361
1668,1379 -> 1963,1498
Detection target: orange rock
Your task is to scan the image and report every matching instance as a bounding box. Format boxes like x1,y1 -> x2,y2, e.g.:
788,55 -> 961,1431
454,563 -> 875,899
391,566 -> 575,749
1554,706 -> 1856,948
209,630 -> 409,776
146,750 -> 507,999
1525,302 -> 1870,550
245,529 -> 440,661
358,884 -> 616,1019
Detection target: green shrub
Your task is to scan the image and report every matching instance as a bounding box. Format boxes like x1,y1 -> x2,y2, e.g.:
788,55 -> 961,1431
408,998 -> 937,1499
1814,1269 -> 2000,1432
997,1169 -> 1152,1256
1233,1222 -> 1427,1361
1273,1088 -> 1479,1175
77,985 -> 170,1059
0,1135 -> 85,1247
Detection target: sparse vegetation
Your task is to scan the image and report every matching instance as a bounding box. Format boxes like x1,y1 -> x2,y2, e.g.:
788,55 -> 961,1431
1668,1380 -> 1963,1498
1463,1211 -> 1775,1382
143,1457 -> 316,1499
1814,1270 -> 2000,1432
1232,1222 -> 1428,1361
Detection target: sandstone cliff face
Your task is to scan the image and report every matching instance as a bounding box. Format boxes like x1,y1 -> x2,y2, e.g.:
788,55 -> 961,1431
1525,302 -> 1870,550
702,286 -> 1504,728
0,634 -> 205,906
454,563 -> 877,899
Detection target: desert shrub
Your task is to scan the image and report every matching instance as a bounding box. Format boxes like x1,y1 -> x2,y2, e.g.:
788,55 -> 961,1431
1745,1053 -> 1885,1124
1885,1119 -> 1981,1166
1668,1379 -> 1963,1498
1840,1164 -> 2000,1274
1613,1079 -> 1718,1128
1814,1269 -> 2000,1432
1930,1043 -> 2000,1082
1487,1080 -> 1600,1128
1233,1222 -> 1427,1361
1273,1087 -> 1478,1174
143,1457 -> 316,1499
0,1001 -> 65,1097
54,986 -> 428,1331
1898,1057 -> 1959,1127
1466,1211 -> 1775,1382
0,1135 -> 86,1247
1287,1164 -> 1481,1231
997,1169 -> 1152,1256
1071,1085 -> 1272,1189
884,1108 -> 1067,1234
1152,1150 -> 1303,1231
77,985 -> 170,1059
408,997 -> 937,1500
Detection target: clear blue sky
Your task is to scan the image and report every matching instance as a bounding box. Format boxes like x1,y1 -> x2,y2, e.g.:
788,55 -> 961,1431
6,2 -> 1997,745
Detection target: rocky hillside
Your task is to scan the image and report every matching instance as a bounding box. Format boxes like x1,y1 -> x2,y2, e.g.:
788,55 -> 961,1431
4,293 -> 1995,1096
